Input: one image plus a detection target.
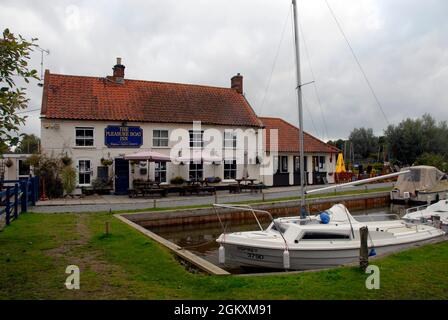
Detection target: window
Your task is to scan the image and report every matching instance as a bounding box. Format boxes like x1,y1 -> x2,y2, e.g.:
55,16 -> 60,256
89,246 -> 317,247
301,232 -> 350,240
319,156 -> 325,170
155,161 -> 167,183
153,130 -> 169,147
189,130 -> 204,148
75,127 -> 94,147
280,156 -> 288,173
189,162 -> 203,181
224,131 -> 237,149
78,160 -> 91,185
313,156 -> 326,172
18,160 -> 30,178
224,160 -> 237,180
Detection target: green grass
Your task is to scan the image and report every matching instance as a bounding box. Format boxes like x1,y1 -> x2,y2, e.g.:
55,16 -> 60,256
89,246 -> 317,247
1,210 -> 447,300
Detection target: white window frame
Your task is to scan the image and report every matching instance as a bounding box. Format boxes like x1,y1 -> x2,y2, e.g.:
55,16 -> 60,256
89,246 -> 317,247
223,130 -> 237,149
189,162 -> 203,181
75,127 -> 94,147
77,159 -> 92,186
152,129 -> 169,148
224,160 -> 237,180
189,130 -> 204,148
154,161 -> 167,183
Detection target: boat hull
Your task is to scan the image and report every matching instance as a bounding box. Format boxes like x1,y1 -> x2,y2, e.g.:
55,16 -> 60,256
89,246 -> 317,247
220,236 -> 445,271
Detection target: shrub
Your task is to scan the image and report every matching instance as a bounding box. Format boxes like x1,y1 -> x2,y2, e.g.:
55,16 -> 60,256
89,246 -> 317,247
414,153 -> 448,173
170,176 -> 185,185
61,165 -> 77,195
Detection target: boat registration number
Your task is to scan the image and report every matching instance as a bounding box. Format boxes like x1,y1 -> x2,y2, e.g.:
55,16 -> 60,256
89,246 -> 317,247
237,247 -> 264,260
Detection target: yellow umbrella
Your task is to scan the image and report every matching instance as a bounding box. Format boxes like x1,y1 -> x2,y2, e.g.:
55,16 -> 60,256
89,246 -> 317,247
335,153 -> 346,173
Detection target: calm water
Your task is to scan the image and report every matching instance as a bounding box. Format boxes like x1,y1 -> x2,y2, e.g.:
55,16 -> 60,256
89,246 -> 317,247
149,204 -> 410,273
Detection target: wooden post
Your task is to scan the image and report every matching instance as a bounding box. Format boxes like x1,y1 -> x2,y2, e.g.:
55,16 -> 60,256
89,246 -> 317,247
14,183 -> 19,219
5,187 -> 11,225
153,199 -> 156,209
214,192 -> 218,204
20,180 -> 27,213
262,190 -> 265,202
105,221 -> 110,235
359,226 -> 369,271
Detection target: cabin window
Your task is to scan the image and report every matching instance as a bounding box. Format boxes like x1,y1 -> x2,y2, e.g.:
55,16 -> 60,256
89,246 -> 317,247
153,130 -> 169,147
75,127 -> 94,147
301,232 -> 350,240
224,160 -> 237,180
154,161 -> 167,183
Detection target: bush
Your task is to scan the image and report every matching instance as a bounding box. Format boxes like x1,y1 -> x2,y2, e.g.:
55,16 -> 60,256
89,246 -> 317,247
414,153 -> 448,172
170,176 -> 185,185
61,165 -> 77,195
28,154 -> 64,199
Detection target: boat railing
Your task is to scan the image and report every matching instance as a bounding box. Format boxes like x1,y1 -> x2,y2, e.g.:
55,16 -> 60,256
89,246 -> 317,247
405,204 -> 429,215
212,204 -> 290,249
355,213 -> 400,222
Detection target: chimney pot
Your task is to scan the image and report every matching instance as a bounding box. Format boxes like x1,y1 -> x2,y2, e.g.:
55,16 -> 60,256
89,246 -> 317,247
231,73 -> 243,94
112,57 -> 125,83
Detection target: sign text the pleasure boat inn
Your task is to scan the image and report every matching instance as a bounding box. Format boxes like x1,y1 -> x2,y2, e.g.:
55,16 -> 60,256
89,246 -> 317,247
104,126 -> 143,148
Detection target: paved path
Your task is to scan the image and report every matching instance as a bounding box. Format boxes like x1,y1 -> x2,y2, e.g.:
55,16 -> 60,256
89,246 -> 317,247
31,182 -> 393,213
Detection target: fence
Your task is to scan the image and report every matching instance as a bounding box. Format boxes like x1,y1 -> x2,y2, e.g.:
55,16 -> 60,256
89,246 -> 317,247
0,177 -> 39,228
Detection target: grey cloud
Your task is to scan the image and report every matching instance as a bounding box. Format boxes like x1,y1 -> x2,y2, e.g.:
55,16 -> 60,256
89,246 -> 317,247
1,0 -> 446,141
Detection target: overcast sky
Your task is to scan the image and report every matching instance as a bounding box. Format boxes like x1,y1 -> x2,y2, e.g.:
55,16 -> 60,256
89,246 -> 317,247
1,0 -> 447,141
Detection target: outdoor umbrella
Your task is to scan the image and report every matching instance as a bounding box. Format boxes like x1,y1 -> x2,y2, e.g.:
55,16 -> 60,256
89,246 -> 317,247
124,151 -> 171,181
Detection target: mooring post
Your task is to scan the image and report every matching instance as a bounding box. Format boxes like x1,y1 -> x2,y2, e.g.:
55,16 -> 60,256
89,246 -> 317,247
214,192 -> 218,204
359,226 -> 369,271
105,221 -> 110,235
262,190 -> 265,202
153,199 -> 156,209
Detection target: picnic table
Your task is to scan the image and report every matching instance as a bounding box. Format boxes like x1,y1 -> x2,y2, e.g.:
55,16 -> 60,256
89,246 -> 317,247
181,179 -> 216,196
230,178 -> 264,194
128,180 -> 167,198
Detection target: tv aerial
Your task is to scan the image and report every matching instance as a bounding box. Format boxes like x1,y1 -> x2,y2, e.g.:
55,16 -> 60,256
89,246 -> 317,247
36,46 -> 50,87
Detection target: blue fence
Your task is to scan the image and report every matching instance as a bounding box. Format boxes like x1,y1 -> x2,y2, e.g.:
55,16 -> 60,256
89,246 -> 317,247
0,176 -> 39,227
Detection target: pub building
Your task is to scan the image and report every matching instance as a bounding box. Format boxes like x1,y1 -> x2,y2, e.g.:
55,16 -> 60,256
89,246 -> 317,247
39,58 -> 338,195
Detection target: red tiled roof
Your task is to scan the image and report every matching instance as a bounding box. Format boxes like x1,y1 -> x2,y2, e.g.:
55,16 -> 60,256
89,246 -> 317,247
41,71 -> 263,127
260,117 -> 340,154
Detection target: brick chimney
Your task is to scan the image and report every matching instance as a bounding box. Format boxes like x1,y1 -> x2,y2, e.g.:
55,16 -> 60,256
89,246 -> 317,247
231,73 -> 243,94
112,57 -> 125,84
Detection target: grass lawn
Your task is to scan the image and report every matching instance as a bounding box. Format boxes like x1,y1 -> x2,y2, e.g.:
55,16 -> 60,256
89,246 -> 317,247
1,211 -> 447,300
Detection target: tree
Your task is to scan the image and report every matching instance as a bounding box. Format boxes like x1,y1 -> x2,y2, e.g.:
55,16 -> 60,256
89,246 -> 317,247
384,114 -> 448,165
0,28 -> 39,147
327,139 -> 345,151
0,140 -> 10,155
15,133 -> 40,154
348,128 -> 379,161
414,153 -> 448,173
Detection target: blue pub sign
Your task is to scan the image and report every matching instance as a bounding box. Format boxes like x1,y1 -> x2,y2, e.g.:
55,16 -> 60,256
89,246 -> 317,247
104,126 -> 143,148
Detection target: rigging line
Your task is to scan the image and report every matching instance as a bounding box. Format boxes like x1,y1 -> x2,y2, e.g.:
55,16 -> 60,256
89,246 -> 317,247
324,0 -> 390,125
297,11 -> 330,140
258,3 -> 292,114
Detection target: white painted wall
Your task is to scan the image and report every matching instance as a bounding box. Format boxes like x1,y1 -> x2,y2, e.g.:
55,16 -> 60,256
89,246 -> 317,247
40,119 -> 263,189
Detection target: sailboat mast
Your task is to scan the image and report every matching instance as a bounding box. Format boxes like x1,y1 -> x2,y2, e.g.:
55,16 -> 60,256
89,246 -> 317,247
292,0 -> 306,217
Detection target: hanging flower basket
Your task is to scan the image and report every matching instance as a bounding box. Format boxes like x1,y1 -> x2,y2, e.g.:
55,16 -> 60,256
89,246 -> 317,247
101,158 -> 113,166
5,159 -> 13,168
61,155 -> 73,166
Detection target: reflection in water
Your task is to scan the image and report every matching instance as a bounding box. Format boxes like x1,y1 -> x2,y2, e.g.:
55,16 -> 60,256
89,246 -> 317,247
149,204 -> 410,273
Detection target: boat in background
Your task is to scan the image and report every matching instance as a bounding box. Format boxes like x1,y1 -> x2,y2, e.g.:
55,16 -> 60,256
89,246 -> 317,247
403,199 -> 448,231
390,166 -> 448,204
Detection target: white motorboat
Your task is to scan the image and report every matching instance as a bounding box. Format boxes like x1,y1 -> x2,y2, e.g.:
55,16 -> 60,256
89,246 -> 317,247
215,204 -> 445,270
403,199 -> 448,227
